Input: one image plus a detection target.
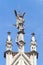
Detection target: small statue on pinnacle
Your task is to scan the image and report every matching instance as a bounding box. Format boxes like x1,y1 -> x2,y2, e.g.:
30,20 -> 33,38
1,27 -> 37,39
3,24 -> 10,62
14,10 -> 25,29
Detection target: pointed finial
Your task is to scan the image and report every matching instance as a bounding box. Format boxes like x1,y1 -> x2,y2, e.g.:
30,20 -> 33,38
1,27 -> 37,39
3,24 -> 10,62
7,32 -> 11,35
31,32 -> 35,42
7,32 -> 11,41
31,32 -> 35,36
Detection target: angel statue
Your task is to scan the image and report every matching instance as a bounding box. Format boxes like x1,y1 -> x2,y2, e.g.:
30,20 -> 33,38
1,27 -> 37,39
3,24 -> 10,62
14,10 -> 25,29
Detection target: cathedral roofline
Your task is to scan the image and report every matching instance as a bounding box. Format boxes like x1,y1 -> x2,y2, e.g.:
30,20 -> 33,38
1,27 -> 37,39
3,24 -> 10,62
29,51 -> 38,59
4,51 -> 32,58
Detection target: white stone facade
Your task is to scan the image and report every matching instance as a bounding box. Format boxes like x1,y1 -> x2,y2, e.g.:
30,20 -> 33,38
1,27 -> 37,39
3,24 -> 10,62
4,10 -> 38,65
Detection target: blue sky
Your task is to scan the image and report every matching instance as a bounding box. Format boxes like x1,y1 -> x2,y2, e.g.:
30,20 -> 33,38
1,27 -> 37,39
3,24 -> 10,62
0,0 -> 43,65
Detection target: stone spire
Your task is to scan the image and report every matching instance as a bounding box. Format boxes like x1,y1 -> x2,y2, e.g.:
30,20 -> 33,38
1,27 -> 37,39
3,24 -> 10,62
30,33 -> 38,65
31,33 -> 36,42
30,32 -> 37,51
6,32 -> 12,51
14,10 -> 25,52
4,32 -> 12,65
